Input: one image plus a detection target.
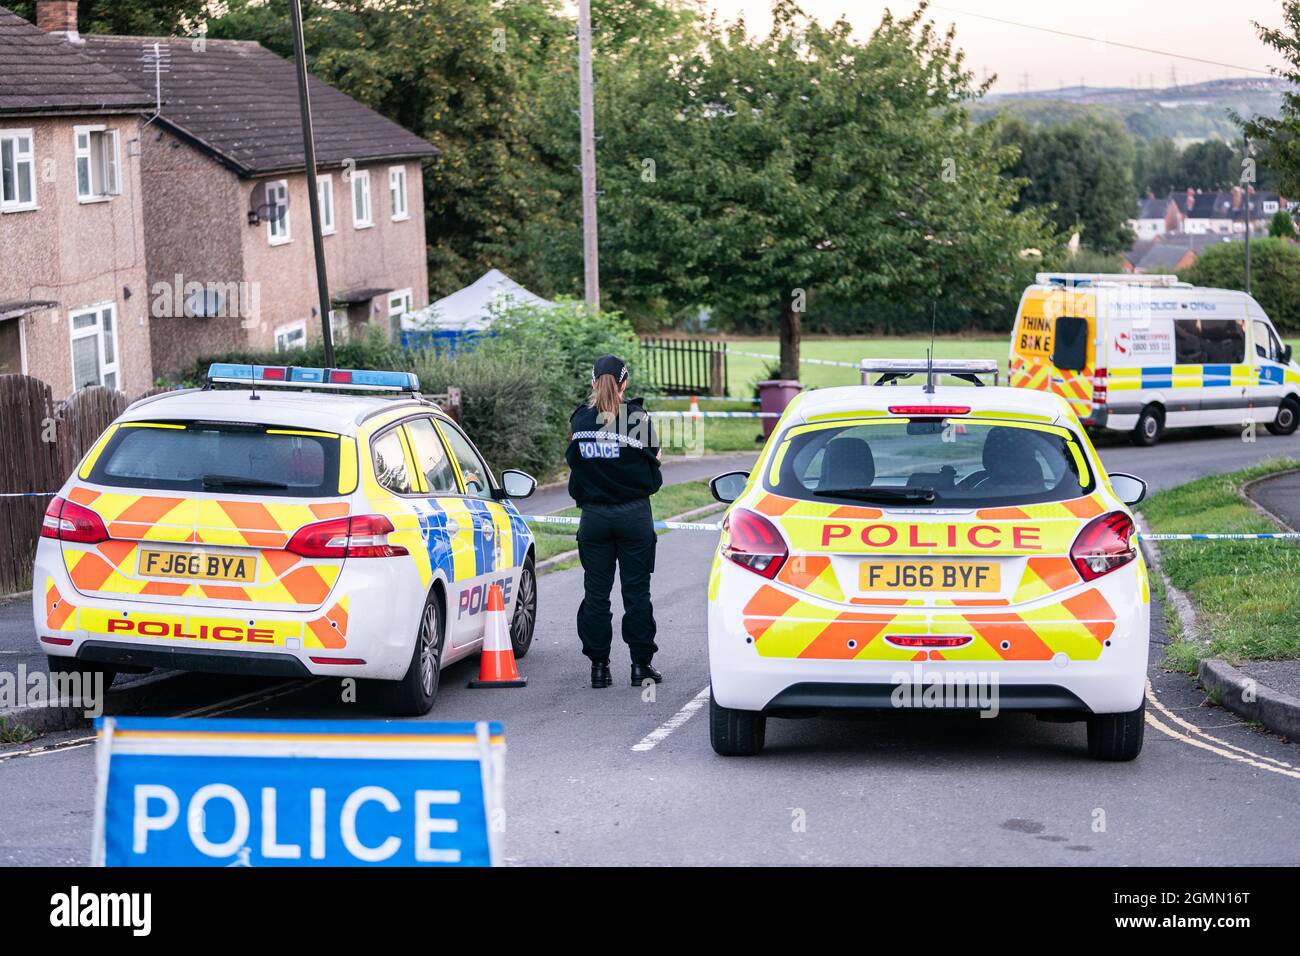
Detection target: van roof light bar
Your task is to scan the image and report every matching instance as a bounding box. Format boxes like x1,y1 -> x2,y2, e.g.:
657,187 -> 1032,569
1034,272 -> 1188,288
860,358 -> 999,387
207,363 -> 420,393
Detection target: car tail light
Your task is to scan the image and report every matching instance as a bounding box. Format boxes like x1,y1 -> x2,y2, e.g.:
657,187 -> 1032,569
1092,368 -> 1108,406
888,405 -> 970,416
1070,511 -> 1136,581
884,634 -> 974,648
40,496 -> 109,544
286,514 -> 409,558
721,508 -> 788,578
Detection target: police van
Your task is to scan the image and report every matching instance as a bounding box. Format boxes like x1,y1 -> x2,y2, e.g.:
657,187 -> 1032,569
1009,273 -> 1300,445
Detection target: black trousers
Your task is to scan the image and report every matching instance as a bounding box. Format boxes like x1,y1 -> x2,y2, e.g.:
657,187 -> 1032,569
576,498 -> 658,665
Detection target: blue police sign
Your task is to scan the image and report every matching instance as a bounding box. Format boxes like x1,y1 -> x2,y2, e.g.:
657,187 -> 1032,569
92,717 -> 504,867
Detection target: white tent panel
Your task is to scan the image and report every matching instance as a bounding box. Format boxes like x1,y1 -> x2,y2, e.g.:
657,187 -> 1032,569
402,269 -> 557,331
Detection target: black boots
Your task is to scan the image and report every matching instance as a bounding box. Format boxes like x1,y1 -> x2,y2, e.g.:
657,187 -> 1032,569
630,663 -> 664,686
591,660 -> 612,688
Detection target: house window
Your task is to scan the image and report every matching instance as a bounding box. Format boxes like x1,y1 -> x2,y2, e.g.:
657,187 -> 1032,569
275,321 -> 307,352
69,303 -> 119,391
0,129 -> 36,212
388,289 -> 413,319
352,169 -> 372,228
388,165 -> 408,221
317,174 -> 335,234
74,127 -> 121,201
266,180 -> 291,244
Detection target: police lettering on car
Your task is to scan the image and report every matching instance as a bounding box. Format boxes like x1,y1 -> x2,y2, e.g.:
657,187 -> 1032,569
566,355 -> 664,688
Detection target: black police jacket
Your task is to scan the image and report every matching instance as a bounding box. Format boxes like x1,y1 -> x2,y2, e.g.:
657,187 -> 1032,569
566,398 -> 664,506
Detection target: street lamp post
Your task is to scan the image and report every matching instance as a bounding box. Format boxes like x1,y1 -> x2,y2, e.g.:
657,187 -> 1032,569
577,0 -> 600,312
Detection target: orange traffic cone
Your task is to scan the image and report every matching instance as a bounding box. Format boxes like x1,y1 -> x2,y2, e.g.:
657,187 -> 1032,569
468,584 -> 527,688
688,395 -> 701,420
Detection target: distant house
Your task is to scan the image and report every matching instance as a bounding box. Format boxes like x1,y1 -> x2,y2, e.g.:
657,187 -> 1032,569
1174,186 -> 1282,237
1120,233 -> 1233,274
0,4 -> 155,395
1130,195 -> 1183,240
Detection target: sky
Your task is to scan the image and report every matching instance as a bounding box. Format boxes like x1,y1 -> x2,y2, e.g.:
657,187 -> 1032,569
699,1 -> 1289,93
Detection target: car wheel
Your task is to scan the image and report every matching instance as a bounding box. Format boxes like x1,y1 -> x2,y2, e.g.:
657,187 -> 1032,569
45,655 -> 115,693
510,557 -> 537,660
1266,397 -> 1299,436
709,689 -> 766,756
1086,698 -> 1145,761
1131,405 -> 1163,447
382,589 -> 444,717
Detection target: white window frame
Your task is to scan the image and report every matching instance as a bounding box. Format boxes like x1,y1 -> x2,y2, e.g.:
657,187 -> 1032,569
74,125 -> 121,203
387,288 -> 413,319
68,302 -> 120,391
388,165 -> 409,221
0,128 -> 37,212
265,179 -> 291,245
317,174 -> 335,235
274,320 -> 307,353
352,169 -> 372,228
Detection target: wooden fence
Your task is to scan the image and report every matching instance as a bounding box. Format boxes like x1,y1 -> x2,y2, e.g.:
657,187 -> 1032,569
639,337 -> 728,396
0,376 -> 132,594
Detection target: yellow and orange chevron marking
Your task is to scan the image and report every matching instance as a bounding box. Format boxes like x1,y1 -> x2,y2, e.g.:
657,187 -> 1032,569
751,492 -> 882,520
1010,357 -> 1094,416
45,578 -> 76,631
306,598 -> 350,649
740,581 -> 1116,662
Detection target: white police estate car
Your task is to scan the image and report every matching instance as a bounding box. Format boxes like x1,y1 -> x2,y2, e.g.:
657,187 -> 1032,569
34,364 -> 538,715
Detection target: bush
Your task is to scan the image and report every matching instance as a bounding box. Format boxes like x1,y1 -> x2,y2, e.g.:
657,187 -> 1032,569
407,349 -> 552,477
479,299 -> 642,471
1181,237 -> 1300,334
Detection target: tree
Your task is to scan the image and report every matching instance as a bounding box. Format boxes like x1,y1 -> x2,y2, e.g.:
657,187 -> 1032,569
1270,209 -> 1297,238
1181,237 -> 1300,333
999,115 -> 1136,254
1243,1 -> 1300,197
589,1 -> 1061,375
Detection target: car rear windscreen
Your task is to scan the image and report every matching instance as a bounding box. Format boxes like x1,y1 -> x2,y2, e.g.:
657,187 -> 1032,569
87,422 -> 341,498
767,421 -> 1094,508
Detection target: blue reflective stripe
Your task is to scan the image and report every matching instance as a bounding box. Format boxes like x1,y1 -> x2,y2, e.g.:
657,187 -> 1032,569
465,498 -> 495,574
1203,364 -> 1232,386
415,500 -> 456,581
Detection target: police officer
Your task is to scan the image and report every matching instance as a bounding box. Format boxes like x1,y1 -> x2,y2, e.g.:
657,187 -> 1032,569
567,355 -> 664,688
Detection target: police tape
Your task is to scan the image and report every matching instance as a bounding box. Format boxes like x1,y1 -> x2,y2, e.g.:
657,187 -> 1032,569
520,515 -> 1300,541
520,514 -> 723,533
724,348 -> 860,369
653,395 -> 759,404
648,410 -> 780,418
1137,532 -> 1300,541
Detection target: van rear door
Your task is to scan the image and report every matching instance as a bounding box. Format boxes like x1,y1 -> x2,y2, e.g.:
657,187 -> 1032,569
1010,286 -> 1096,419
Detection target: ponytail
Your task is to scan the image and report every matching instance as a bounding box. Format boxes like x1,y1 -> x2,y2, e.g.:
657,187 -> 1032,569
587,373 -> 622,424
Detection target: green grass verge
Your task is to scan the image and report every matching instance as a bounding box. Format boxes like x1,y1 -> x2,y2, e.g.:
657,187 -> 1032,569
0,717 -> 37,745
530,479 -> 721,563
1140,459 -> 1300,669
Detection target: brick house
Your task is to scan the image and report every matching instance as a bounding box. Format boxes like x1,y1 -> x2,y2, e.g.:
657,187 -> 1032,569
0,5 -> 154,395
3,1 -> 437,386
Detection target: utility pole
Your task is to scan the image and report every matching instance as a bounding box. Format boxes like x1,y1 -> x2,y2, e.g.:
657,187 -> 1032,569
1244,133 -> 1252,296
577,0 -> 600,312
289,0 -> 335,367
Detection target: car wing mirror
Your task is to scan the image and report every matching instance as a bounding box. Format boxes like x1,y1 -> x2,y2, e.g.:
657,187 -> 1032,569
499,469 -> 537,499
710,470 -> 750,503
1109,472 -> 1147,506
